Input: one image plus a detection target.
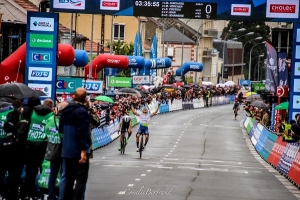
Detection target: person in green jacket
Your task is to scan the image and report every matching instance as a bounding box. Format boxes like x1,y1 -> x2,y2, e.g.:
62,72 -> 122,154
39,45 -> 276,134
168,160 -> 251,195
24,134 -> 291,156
45,101 -> 68,200
23,99 -> 54,199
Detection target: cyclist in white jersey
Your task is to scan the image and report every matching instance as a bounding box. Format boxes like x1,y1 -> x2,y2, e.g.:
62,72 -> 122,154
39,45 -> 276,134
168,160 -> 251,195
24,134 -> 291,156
131,104 -> 159,152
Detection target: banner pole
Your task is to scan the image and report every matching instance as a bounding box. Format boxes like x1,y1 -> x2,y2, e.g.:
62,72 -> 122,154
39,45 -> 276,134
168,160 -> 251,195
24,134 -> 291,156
89,14 -> 94,79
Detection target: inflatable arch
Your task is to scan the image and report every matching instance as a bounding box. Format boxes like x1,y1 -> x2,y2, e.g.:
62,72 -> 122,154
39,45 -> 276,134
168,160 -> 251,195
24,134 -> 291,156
84,54 -> 129,78
175,62 -> 203,76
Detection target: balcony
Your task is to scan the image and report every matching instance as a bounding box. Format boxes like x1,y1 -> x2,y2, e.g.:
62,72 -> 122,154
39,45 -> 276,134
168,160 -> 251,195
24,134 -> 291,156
203,29 -> 218,38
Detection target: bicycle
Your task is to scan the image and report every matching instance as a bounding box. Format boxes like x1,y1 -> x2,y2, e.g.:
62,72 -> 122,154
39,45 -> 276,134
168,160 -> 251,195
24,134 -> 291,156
139,131 -> 145,159
233,108 -> 238,120
120,132 -> 126,155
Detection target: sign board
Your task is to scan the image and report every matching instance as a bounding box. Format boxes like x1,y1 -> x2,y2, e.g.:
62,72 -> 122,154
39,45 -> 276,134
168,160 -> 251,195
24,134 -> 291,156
56,77 -> 83,93
239,79 -> 251,86
132,76 -> 150,84
109,77 -> 131,87
82,80 -> 103,94
253,83 -> 265,93
25,12 -> 58,102
50,0 -> 300,22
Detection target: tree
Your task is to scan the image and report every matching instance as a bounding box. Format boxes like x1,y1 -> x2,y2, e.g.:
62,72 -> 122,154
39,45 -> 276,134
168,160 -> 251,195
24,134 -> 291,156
106,40 -> 134,77
221,21 -> 271,80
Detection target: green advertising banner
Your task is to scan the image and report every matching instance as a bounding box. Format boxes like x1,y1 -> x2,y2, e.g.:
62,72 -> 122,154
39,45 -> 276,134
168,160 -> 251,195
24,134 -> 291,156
253,83 -> 265,93
56,77 -> 82,93
29,34 -> 54,48
109,77 -> 131,87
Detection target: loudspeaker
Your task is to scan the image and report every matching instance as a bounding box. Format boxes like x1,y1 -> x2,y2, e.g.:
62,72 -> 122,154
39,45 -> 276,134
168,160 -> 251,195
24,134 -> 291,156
260,92 -> 271,100
266,95 -> 278,104
280,97 -> 289,103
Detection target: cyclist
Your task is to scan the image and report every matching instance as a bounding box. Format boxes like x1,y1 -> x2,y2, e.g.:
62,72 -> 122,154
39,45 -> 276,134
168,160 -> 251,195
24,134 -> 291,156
117,113 -> 132,151
233,99 -> 239,120
131,104 -> 159,152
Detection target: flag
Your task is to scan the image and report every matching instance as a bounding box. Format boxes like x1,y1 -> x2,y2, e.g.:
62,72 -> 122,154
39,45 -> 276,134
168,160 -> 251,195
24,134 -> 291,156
150,34 -> 157,82
265,41 -> 278,94
138,32 -> 142,57
278,52 -> 288,86
131,32 -> 139,76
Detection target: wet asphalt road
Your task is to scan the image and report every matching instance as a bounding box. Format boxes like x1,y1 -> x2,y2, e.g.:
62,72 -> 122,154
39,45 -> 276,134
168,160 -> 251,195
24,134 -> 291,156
85,104 -> 299,200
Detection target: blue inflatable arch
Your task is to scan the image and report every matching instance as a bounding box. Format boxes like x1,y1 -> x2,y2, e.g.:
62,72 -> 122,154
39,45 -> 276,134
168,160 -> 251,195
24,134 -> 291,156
175,62 -> 203,76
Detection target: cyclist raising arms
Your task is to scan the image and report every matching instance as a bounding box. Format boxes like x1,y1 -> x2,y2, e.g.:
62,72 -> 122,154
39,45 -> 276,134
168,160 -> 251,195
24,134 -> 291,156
233,99 -> 239,120
117,112 -> 132,151
131,104 -> 159,152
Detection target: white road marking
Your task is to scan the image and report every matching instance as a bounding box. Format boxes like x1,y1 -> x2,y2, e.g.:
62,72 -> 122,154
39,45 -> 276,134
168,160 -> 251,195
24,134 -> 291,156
213,161 -> 224,163
245,171 -> 248,174
128,184 -> 134,187
163,158 -> 179,160
238,162 -> 242,164
141,174 -> 146,176
176,142 -> 178,144
135,179 -> 140,181
170,150 -> 173,152
165,155 -> 169,157
118,191 -> 125,195
160,160 -> 164,162
168,153 -> 171,155
199,124 -> 208,126
179,136 -> 181,138
102,157 -> 105,159
174,145 -> 177,147
158,166 -> 173,169
177,139 -> 180,141
182,131 -> 184,133
147,170 -> 152,172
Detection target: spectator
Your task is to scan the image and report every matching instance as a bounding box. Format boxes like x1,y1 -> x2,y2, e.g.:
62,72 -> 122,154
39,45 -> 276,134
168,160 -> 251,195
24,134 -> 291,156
261,109 -> 270,126
59,88 -> 91,200
24,99 -> 54,199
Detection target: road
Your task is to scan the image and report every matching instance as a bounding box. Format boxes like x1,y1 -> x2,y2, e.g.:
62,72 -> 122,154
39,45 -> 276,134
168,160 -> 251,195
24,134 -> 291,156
85,104 -> 299,200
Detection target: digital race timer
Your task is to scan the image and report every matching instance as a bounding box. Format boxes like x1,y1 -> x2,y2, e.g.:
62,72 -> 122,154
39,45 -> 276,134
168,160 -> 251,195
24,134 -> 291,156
133,1 -> 217,19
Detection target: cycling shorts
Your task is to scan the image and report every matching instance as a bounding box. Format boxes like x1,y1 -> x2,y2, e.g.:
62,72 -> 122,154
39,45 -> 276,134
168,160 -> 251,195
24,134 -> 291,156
121,123 -> 130,133
137,126 -> 149,135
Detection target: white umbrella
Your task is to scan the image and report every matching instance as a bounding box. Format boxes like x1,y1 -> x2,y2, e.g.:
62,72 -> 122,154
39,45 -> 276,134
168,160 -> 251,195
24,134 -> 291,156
216,83 -> 225,87
224,81 -> 235,86
202,81 -> 213,85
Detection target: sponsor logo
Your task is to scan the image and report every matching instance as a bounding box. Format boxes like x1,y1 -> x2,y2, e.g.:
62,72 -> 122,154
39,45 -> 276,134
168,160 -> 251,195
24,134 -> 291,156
29,51 -> 53,64
190,65 -> 200,70
129,58 -> 137,66
82,81 -> 102,93
231,4 -> 251,16
270,4 -> 296,13
29,34 -> 54,48
133,76 -> 150,84
56,80 -> 75,89
28,67 -> 52,81
107,59 -> 121,64
0,121 -> 4,128
100,0 -> 120,10
32,123 -> 45,131
28,67 -> 53,81
266,0 -> 299,18
30,17 -> 54,32
31,70 -> 50,78
53,0 -> 85,10
28,83 -> 52,97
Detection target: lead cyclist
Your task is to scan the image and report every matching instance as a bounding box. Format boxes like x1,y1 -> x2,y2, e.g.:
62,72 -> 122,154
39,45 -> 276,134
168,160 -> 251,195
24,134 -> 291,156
131,103 -> 160,152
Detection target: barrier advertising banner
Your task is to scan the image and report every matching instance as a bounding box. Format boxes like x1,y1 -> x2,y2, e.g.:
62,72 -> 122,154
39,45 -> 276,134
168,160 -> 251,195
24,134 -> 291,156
56,77 -> 82,93
25,12 -> 58,102
288,149 -> 300,186
255,127 -> 269,155
108,77 -> 131,87
261,132 -> 277,160
277,143 -> 299,175
82,80 -> 103,94
267,138 -> 287,167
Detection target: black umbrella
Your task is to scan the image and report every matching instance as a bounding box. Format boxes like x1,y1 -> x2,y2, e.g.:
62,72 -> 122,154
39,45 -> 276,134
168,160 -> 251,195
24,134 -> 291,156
245,95 -> 262,103
0,101 -> 12,108
0,83 -> 39,99
0,97 -> 14,103
116,88 -> 142,97
34,90 -> 47,97
251,101 -> 268,109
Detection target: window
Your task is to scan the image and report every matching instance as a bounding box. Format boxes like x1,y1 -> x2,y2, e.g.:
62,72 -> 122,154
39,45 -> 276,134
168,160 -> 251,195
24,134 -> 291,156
113,24 -> 125,41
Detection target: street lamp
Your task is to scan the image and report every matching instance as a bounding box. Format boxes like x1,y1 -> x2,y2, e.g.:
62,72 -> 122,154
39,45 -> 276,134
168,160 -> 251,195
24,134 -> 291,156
257,54 -> 264,81
230,32 -> 254,82
241,36 -> 262,79
249,41 -> 266,80
221,28 -> 246,82
180,19 -> 192,81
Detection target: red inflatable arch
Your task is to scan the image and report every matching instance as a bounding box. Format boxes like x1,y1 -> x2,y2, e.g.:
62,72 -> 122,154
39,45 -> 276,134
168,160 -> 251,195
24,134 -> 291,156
0,68 -> 23,83
0,43 -> 75,74
84,54 -> 129,78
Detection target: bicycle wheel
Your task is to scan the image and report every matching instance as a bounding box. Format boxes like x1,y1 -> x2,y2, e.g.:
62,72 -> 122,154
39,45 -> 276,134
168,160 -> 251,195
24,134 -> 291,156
139,134 -> 144,159
121,134 -> 126,155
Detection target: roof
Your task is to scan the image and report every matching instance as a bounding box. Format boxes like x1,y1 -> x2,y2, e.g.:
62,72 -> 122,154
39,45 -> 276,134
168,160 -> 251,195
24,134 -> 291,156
163,27 -> 196,44
144,43 -> 151,50
11,0 -> 87,35
157,18 -> 201,42
147,17 -> 163,28
85,40 -> 110,53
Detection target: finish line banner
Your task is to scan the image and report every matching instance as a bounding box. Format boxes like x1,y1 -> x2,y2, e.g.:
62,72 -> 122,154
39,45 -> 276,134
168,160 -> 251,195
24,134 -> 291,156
50,0 -> 300,22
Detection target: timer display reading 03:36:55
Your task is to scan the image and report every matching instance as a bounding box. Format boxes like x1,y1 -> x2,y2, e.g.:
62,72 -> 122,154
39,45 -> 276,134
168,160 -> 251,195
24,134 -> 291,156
135,1 -> 160,7
133,1 -> 217,19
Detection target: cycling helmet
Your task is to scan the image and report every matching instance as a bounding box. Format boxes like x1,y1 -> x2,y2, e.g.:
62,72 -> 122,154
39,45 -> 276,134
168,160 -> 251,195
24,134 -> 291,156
123,115 -> 131,123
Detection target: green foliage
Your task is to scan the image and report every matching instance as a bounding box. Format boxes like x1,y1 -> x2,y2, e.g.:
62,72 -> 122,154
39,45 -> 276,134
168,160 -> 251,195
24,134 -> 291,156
222,21 -> 270,79
185,77 -> 193,84
87,54 -> 97,62
105,40 -> 133,77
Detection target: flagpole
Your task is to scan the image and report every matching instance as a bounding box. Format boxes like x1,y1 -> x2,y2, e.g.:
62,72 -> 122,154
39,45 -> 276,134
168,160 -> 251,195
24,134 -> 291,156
89,14 -> 94,79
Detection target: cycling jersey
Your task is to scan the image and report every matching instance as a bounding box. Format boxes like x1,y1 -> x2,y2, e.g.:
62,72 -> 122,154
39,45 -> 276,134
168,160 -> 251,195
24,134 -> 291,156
136,112 -> 153,135
119,116 -> 132,133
